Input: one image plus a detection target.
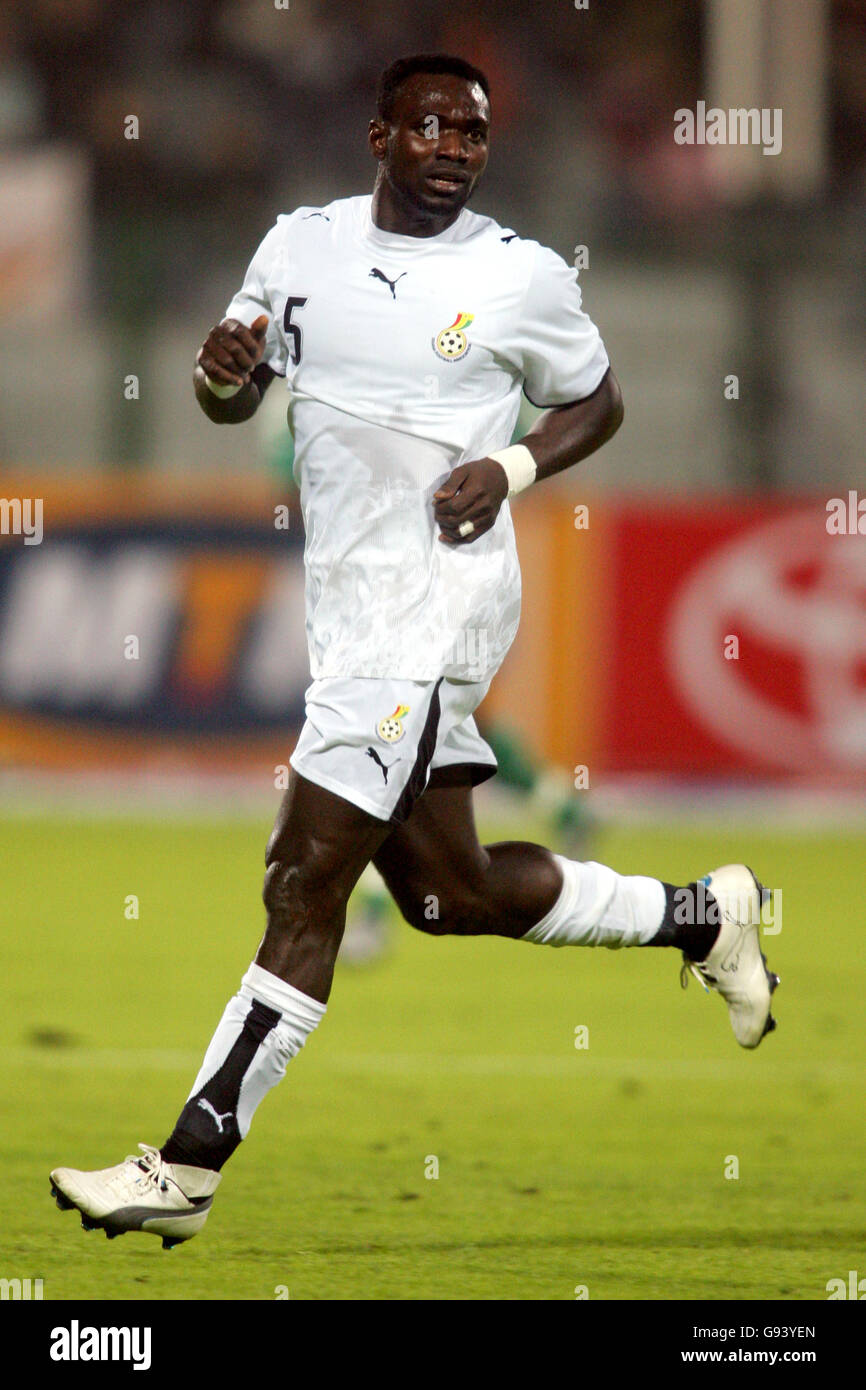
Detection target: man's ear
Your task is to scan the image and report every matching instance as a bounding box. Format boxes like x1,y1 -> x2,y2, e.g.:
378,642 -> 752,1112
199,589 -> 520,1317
368,118 -> 387,160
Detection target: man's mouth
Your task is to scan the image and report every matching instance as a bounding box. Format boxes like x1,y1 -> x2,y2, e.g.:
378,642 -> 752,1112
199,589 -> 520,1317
425,171 -> 469,194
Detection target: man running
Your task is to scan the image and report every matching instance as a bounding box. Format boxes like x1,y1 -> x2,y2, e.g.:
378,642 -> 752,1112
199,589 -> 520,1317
50,54 -> 778,1250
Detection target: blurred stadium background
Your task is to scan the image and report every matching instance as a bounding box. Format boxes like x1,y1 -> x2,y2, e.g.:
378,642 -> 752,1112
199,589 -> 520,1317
2,0 -> 864,804
2,0 -> 865,1302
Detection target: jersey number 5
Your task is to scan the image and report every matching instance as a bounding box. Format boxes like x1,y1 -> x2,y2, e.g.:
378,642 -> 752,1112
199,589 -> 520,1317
283,296 -> 308,365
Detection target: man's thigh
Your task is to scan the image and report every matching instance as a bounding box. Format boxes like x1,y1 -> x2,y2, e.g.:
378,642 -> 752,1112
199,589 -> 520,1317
267,768 -> 392,891
372,773 -> 488,905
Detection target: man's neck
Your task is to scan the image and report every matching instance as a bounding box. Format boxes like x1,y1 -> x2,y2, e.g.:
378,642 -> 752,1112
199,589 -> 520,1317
370,177 -> 462,239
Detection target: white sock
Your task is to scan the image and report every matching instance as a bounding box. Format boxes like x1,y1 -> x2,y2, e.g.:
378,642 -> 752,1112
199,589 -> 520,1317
522,856 -> 666,950
165,963 -> 325,1167
186,963 -> 326,1137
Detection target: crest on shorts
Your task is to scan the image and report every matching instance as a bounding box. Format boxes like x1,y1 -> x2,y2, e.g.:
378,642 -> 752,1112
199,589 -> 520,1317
432,311 -> 474,361
377,704 -> 410,744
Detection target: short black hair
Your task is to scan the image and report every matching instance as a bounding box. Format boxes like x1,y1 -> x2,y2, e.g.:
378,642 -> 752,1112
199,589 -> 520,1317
376,53 -> 490,124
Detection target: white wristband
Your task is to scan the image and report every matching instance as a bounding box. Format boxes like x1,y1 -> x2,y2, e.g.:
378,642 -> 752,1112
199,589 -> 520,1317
488,444 -> 537,497
205,375 -> 243,399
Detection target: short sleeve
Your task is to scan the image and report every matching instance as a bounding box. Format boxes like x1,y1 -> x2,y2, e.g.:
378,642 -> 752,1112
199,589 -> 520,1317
517,244 -> 609,406
224,225 -> 288,377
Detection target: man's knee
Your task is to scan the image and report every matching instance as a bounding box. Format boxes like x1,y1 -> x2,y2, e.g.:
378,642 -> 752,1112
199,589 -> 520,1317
262,843 -> 350,925
394,878 -> 491,937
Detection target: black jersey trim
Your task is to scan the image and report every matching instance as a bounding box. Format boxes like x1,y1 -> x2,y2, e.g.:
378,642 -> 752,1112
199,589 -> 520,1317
522,364 -> 611,411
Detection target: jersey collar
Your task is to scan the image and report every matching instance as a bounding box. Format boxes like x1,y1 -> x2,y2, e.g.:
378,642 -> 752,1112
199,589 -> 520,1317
358,195 -> 470,251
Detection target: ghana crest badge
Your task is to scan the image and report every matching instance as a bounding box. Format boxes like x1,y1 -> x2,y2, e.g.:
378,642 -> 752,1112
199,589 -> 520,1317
432,311 -> 474,361
377,703 -> 410,744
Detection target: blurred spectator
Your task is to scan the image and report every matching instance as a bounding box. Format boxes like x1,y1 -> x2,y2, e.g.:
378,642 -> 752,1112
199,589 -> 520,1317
831,0 -> 866,196
0,10 -> 44,145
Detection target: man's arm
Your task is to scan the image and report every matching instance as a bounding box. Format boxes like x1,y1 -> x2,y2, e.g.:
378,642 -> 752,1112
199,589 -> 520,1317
518,366 -> 623,482
193,314 -> 276,424
434,366 -> 623,545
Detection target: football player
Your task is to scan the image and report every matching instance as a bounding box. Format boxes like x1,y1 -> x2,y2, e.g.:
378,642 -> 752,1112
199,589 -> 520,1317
50,54 -> 778,1248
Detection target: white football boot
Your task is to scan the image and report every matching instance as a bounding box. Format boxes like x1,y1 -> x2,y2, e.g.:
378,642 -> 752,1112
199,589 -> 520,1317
680,864 -> 780,1049
50,1143 -> 220,1249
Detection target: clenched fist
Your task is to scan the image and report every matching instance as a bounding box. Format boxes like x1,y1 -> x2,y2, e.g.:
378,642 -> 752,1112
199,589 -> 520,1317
196,314 -> 269,388
433,457 -> 509,545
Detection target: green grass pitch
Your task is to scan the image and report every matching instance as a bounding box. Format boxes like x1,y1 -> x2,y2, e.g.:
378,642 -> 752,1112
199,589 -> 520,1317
2,811 -> 864,1301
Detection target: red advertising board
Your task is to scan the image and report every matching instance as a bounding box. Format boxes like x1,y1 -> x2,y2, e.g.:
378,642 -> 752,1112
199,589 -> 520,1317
601,499 -> 866,780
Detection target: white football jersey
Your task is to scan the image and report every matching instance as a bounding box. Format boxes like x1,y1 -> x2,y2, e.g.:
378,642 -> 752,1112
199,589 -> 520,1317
225,195 -> 609,681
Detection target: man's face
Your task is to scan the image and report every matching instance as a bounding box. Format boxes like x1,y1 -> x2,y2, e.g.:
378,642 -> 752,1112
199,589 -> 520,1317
371,72 -> 490,217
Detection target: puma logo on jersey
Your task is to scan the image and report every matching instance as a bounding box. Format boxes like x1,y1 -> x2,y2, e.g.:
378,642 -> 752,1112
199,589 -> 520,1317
369,267 -> 407,300
365,746 -> 400,783
197,1099 -> 233,1134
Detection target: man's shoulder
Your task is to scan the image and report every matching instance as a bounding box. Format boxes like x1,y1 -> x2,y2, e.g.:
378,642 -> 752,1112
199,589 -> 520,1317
244,199 -> 360,273
265,196 -> 365,241
470,221 -> 581,299
456,211 -> 547,279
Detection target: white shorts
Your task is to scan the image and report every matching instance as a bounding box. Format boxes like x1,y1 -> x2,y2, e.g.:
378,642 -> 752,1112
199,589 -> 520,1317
290,676 -> 498,822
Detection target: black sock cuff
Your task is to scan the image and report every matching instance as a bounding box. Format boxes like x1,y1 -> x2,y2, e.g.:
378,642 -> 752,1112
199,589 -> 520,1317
160,1135 -> 219,1171
644,883 -> 681,946
646,881 -> 721,958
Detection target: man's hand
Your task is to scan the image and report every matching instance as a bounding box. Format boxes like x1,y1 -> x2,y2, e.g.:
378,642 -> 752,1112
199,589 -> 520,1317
196,314 -> 269,388
433,457 -> 509,546
193,314 -> 275,423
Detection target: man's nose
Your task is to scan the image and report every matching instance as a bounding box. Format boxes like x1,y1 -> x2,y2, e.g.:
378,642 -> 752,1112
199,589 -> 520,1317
435,131 -> 469,161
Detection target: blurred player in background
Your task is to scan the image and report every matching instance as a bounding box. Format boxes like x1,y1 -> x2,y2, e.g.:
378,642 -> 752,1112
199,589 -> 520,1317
50,54 -> 778,1248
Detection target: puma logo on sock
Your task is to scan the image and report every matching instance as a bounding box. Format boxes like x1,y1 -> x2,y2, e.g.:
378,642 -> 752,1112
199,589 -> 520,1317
197,1099 -> 234,1134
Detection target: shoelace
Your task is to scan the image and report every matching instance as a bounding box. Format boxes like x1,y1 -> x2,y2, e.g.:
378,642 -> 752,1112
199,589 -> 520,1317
120,1143 -> 170,1195
680,958 -> 713,993
680,919 -> 745,993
